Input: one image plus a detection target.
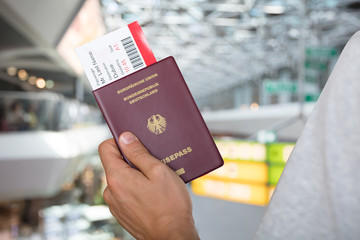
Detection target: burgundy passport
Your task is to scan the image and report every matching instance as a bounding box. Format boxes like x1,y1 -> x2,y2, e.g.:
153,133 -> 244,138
93,56 -> 223,183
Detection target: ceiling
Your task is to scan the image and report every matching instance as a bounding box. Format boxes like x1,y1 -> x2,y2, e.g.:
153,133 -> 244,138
0,0 -> 359,109
0,0 -> 86,97
101,0 -> 360,108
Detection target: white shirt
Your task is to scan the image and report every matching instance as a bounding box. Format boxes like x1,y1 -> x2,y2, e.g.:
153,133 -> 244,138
255,31 -> 360,240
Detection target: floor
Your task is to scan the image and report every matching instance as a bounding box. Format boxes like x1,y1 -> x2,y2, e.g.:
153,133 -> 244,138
191,191 -> 266,240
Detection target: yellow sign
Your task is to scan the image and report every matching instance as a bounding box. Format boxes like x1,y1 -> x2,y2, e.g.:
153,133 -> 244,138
196,139 -> 295,206
207,160 -> 268,184
215,140 -> 266,162
192,177 -> 269,206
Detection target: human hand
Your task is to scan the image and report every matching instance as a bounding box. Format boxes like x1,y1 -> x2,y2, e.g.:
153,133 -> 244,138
98,132 -> 200,240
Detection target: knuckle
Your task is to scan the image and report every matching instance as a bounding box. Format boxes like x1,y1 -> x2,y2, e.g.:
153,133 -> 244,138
103,187 -> 111,203
106,173 -> 119,191
128,147 -> 149,161
148,162 -> 167,176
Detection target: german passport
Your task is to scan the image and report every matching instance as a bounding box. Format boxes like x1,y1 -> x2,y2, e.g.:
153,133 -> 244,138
93,57 -> 223,182
76,22 -> 223,183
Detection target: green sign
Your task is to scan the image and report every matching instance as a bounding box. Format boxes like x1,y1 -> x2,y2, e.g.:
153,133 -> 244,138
268,164 -> 285,185
305,75 -> 318,83
257,130 -> 277,144
304,59 -> 328,71
304,93 -> 320,102
264,80 -> 298,94
267,143 -> 295,164
306,46 -> 338,58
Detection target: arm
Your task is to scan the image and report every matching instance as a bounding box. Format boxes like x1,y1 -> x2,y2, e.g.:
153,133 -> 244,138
98,132 -> 200,240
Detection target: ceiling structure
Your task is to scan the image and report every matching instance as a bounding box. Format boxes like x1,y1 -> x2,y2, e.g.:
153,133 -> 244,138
101,0 -> 360,109
0,0 -> 87,95
0,0 -> 359,110
0,0 -> 106,103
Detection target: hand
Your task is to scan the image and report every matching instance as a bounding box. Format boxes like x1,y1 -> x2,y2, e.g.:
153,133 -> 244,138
98,132 -> 200,240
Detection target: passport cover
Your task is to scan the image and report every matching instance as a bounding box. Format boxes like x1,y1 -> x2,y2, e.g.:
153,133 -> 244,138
93,56 -> 223,183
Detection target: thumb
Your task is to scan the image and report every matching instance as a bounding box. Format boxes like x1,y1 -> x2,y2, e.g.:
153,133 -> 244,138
119,132 -> 165,178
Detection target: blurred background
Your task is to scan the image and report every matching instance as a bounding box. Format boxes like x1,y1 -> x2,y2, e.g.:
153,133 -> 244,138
0,0 -> 359,239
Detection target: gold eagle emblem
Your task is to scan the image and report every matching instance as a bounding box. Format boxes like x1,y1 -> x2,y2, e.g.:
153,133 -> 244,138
147,114 -> 166,135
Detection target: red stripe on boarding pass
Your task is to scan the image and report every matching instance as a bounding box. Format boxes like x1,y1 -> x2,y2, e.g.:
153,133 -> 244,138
128,21 -> 157,66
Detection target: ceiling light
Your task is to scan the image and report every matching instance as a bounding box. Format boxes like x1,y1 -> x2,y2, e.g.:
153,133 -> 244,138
213,18 -> 238,26
263,5 -> 285,15
28,76 -> 37,85
7,67 -> 17,76
18,69 -> 28,81
250,102 -> 259,111
36,78 -> 46,89
46,80 -> 55,89
216,4 -> 246,13
288,28 -> 300,39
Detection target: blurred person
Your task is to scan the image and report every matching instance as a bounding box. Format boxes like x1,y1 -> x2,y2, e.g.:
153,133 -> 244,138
6,101 -> 27,131
99,30 -> 360,240
24,105 -> 38,130
0,106 -> 9,131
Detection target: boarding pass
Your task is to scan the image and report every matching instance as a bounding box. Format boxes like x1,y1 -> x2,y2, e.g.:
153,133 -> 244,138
75,21 -> 156,90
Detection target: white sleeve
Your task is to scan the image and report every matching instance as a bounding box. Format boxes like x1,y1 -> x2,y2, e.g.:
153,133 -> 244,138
255,31 -> 360,240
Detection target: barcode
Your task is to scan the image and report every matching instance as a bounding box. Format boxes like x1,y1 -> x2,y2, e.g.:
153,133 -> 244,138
121,36 -> 144,70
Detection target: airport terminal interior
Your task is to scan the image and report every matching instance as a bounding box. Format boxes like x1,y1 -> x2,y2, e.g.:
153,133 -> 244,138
0,0 -> 359,239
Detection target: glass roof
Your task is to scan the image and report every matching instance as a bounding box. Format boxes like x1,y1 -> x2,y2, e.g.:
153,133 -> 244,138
101,0 -> 359,109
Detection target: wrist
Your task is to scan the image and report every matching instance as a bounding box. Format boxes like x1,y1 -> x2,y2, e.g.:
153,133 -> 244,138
166,221 -> 200,240
153,215 -> 200,240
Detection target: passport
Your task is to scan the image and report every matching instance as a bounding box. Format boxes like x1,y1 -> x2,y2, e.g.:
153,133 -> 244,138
93,56 -> 224,183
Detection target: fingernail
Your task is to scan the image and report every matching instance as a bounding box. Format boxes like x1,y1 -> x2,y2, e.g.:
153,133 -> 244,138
120,132 -> 136,144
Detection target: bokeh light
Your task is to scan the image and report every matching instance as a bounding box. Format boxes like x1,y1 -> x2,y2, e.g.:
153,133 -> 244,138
36,78 -> 46,88
28,76 -> 37,85
46,80 -> 55,89
7,67 -> 17,76
18,69 -> 28,81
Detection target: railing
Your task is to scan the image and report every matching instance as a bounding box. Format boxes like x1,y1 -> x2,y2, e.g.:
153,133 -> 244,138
0,91 -> 110,201
0,91 -> 103,132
